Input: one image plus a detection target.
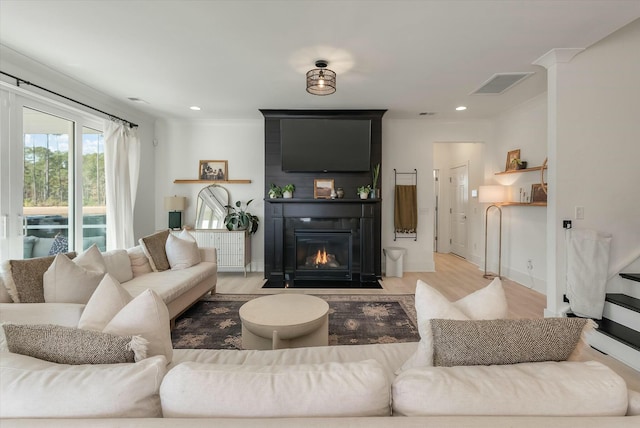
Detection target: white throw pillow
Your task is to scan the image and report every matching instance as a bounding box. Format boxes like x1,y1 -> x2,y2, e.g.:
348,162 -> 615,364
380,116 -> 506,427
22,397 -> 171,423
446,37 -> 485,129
78,273 -> 133,331
43,244 -> 106,304
165,229 -> 201,270
400,277 -> 508,371
127,245 -> 153,277
0,352 -> 167,418
160,360 -> 390,418
103,288 -> 173,363
101,249 -> 134,283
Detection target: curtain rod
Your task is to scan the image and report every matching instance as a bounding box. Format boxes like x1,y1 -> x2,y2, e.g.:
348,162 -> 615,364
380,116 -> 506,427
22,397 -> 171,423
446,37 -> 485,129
0,70 -> 138,128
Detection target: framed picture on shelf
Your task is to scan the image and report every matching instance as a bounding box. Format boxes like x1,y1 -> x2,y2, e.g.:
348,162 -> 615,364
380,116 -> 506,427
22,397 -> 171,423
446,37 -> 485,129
505,149 -> 521,171
199,160 -> 228,181
314,179 -> 334,199
530,183 -> 548,203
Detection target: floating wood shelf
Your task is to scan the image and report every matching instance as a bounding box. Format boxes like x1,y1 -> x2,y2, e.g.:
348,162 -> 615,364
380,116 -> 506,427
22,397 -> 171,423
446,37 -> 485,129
499,202 -> 547,207
174,179 -> 252,184
495,165 -> 546,175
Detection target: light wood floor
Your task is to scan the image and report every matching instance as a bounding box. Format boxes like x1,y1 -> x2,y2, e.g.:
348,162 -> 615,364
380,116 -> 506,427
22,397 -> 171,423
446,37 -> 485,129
216,252 -> 640,391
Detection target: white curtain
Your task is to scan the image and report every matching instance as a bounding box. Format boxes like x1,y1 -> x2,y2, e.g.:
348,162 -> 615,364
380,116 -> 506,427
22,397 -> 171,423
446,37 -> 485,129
104,120 -> 140,250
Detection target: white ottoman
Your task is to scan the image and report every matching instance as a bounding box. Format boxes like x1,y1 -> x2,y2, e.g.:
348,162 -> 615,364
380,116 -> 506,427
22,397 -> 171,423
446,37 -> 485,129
239,294 -> 329,350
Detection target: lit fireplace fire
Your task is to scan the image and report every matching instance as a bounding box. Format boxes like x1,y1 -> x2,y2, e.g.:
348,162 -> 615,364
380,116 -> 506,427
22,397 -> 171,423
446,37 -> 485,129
305,247 -> 340,268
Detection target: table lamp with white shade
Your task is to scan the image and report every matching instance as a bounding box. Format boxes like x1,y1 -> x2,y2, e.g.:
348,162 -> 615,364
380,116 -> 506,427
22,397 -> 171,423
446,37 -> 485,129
478,185 -> 506,279
164,196 -> 186,230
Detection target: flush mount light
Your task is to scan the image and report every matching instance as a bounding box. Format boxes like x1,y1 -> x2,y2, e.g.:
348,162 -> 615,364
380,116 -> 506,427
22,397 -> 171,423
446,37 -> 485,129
456,106 -> 467,111
190,106 -> 201,111
306,60 -> 336,95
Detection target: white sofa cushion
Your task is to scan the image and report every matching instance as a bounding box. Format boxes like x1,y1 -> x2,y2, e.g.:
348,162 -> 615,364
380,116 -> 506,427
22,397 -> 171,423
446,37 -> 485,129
43,245 -> 106,304
0,352 -> 167,418
78,274 -> 132,331
102,249 -> 134,283
400,278 -> 507,371
160,359 -> 390,418
165,229 -> 201,270
127,245 -> 153,277
103,288 -> 173,363
392,360 -> 628,416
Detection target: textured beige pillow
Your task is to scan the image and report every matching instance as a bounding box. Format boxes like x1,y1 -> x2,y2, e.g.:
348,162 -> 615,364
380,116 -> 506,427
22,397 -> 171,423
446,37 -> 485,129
431,317 -> 594,367
165,229 -> 201,270
399,278 -> 508,371
2,323 -> 146,364
0,353 -> 167,418
139,230 -> 171,272
43,244 -> 106,304
1,253 -> 76,303
128,245 -> 153,277
78,273 -> 133,331
103,288 -> 173,362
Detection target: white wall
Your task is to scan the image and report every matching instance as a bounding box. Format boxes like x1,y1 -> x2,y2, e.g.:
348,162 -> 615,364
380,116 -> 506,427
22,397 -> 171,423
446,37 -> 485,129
549,20 -> 640,311
382,118 -> 492,272
489,94 -> 548,294
154,118 -> 265,271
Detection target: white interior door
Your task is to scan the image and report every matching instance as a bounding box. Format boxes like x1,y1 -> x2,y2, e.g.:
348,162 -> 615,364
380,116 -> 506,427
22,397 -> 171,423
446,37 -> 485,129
449,164 -> 468,258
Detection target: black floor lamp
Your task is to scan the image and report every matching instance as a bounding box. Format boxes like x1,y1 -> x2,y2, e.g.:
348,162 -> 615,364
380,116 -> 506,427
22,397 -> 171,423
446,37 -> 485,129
479,185 -> 506,279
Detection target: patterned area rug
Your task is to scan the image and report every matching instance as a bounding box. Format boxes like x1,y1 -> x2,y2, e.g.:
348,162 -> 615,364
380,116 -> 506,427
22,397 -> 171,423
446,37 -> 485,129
172,294 -> 418,350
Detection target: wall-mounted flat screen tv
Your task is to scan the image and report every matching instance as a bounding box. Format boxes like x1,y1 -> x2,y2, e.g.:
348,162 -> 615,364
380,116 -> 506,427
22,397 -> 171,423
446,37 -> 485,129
280,119 -> 371,172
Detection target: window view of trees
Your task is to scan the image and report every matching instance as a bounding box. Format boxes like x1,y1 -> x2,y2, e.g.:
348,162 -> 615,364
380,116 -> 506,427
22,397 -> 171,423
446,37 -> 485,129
23,134 -> 70,207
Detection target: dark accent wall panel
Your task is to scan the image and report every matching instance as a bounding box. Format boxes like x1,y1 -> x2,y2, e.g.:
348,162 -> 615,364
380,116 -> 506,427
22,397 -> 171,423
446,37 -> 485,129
260,109 -> 386,282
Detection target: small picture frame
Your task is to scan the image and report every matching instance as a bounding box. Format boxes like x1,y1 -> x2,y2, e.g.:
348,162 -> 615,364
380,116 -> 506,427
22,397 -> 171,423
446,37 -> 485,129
505,149 -> 521,171
199,160 -> 228,181
314,179 -> 334,199
530,183 -> 548,203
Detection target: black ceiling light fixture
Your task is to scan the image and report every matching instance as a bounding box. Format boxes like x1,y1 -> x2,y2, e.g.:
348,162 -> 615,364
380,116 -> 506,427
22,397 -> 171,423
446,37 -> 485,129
306,60 -> 336,95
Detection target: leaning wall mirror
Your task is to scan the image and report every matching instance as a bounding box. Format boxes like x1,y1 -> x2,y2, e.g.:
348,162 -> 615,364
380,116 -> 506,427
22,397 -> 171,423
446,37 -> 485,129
195,184 -> 230,229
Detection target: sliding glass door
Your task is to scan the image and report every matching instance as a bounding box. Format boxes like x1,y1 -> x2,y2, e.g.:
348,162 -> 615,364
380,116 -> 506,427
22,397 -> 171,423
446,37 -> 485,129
0,88 -> 105,260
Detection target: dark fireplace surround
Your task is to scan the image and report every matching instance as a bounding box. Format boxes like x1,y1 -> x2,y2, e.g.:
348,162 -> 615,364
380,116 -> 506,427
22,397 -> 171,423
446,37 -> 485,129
261,109 -> 386,288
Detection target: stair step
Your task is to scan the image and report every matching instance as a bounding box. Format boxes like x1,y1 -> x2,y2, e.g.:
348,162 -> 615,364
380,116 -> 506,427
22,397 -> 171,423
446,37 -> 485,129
620,273 -> 640,282
595,318 -> 640,352
606,293 -> 640,313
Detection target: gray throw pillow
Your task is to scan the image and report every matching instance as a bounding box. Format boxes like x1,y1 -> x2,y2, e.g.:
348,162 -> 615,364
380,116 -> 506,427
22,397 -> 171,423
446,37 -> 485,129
2,324 -> 145,364
139,230 -> 171,272
431,317 -> 591,367
2,252 -> 76,303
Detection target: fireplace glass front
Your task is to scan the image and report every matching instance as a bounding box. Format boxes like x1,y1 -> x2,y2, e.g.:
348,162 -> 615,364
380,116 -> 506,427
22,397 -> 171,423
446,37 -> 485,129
294,230 -> 352,280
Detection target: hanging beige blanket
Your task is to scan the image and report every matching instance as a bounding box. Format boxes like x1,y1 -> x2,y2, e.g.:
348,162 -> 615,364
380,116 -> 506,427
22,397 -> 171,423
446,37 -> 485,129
394,185 -> 417,233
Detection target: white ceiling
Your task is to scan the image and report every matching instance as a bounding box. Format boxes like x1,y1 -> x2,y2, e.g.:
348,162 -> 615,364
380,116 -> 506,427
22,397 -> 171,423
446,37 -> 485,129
1,1 -> 638,121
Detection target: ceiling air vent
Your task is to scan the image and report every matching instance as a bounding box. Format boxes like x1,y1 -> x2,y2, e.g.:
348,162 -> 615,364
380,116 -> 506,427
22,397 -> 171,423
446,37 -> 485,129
470,72 -> 534,95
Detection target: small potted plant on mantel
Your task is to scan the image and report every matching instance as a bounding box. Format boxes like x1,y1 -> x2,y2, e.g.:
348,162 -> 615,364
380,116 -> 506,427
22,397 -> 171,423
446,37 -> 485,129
282,184 -> 295,198
268,183 -> 282,198
357,185 -> 371,199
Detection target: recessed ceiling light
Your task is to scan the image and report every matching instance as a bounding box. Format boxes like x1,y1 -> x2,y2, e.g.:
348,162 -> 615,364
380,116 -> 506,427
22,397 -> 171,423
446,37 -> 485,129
190,106 -> 201,111
455,106 -> 467,111
127,97 -> 148,104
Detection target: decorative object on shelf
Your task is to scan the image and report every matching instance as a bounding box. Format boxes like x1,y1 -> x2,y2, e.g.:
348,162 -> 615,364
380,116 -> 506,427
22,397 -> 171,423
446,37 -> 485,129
195,184 -> 229,229
540,157 -> 548,195
268,183 -> 282,199
478,185 -> 506,279
531,183 -> 548,203
371,163 -> 381,199
314,179 -> 334,199
164,195 -> 186,230
199,160 -> 228,181
505,149 -> 521,171
335,187 -> 345,199
282,184 -> 295,199
510,158 -> 528,170
224,200 -> 259,234
357,185 -> 371,199
306,60 -> 336,96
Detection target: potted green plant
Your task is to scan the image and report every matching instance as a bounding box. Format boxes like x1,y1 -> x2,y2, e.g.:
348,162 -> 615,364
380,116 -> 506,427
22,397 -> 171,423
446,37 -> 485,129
268,183 -> 282,198
224,199 -> 259,234
371,163 -> 380,198
357,185 -> 371,199
510,158 -> 528,170
282,184 -> 295,198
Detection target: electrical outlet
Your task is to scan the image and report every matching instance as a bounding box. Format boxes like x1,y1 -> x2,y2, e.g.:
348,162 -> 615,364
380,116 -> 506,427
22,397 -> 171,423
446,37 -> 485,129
527,259 -> 533,271
575,206 -> 585,220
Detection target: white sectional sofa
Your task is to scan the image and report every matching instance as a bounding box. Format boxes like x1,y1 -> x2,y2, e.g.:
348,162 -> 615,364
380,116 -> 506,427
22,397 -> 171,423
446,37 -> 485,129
0,244 -> 638,426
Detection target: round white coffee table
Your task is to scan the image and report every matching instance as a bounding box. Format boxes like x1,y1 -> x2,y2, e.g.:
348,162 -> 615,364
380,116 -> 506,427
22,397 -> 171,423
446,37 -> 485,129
239,294 -> 329,350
